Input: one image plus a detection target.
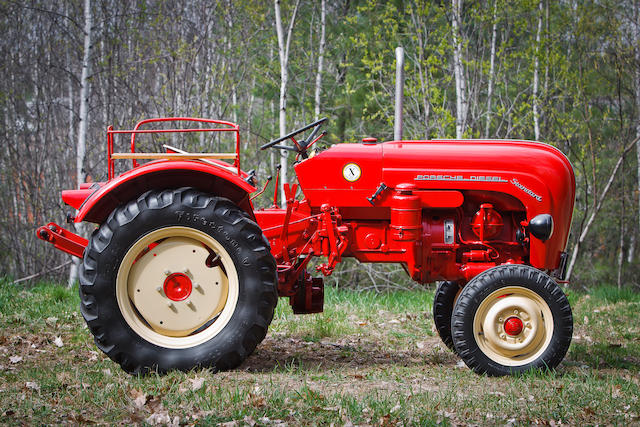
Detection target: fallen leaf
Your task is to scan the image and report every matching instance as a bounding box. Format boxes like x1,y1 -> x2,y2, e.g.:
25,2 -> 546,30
129,388 -> 147,409
189,376 -> 205,391
146,412 -> 178,426
53,337 -> 63,348
25,381 -> 40,391
249,393 -> 266,408
45,317 -> 58,326
9,356 -> 22,364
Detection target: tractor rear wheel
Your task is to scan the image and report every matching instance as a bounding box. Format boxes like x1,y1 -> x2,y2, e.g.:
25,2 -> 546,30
451,265 -> 572,376
79,188 -> 277,374
433,281 -> 462,351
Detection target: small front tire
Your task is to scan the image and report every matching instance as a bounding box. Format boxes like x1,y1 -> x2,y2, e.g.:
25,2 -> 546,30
433,281 -> 462,351
451,265 -> 572,376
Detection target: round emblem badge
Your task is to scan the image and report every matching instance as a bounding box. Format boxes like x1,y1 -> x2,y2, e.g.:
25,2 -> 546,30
342,163 -> 361,182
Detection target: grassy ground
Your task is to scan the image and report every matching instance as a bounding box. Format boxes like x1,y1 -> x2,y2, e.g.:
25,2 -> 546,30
0,280 -> 639,426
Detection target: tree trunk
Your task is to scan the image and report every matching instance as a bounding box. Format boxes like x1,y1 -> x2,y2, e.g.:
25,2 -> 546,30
533,0 -> 542,141
274,0 -> 300,207
314,0 -> 326,120
566,135 -> 639,281
635,0 -> 640,266
68,0 -> 92,287
452,0 -> 467,139
485,0 -> 498,138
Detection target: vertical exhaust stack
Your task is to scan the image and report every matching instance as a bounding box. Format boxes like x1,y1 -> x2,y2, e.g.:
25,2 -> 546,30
394,47 -> 404,141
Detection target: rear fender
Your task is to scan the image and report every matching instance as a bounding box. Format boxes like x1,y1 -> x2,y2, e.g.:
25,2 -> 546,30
74,161 -> 256,224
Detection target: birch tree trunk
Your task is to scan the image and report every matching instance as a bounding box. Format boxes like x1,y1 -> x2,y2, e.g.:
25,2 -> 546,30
634,0 -> 640,263
68,0 -> 92,287
452,0 -> 467,139
484,0 -> 498,138
566,136 -> 639,280
314,0 -> 326,120
274,0 -> 300,207
533,0 -> 543,141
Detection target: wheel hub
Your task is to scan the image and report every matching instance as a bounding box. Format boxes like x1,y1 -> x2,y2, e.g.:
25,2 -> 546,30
163,273 -> 193,301
473,286 -> 553,366
504,316 -> 523,336
126,236 -> 229,337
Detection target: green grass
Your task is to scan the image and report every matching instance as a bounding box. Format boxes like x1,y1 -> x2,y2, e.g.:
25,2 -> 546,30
1,280 -> 639,425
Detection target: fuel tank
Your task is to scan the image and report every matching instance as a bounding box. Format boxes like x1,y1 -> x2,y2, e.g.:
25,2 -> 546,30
294,139 -> 575,271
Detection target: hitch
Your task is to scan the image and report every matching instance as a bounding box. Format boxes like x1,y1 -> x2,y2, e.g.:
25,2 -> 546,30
36,223 -> 87,259
290,272 -> 324,314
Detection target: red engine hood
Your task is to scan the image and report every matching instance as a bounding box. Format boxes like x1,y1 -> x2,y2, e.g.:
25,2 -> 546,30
295,139 -> 575,270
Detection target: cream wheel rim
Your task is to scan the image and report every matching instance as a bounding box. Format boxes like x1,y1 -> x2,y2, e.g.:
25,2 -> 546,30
472,286 -> 553,366
116,226 -> 239,349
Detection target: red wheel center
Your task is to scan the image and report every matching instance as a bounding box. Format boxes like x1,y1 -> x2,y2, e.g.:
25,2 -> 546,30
504,316 -> 524,336
163,273 -> 192,301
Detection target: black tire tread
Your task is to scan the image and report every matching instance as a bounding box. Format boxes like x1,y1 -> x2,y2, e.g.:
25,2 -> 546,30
433,281 -> 461,351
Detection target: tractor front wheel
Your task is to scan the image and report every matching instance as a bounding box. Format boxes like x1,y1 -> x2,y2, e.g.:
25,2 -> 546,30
451,265 -> 572,376
79,188 -> 277,374
433,281 -> 462,351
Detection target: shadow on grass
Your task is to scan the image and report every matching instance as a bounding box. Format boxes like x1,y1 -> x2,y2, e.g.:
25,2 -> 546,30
567,342 -> 640,371
241,335 -> 458,373
242,336 -> 640,376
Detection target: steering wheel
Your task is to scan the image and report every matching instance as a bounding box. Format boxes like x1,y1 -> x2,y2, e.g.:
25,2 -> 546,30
260,117 -> 327,159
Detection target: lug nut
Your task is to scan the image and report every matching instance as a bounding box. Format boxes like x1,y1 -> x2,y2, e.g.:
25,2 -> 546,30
167,302 -> 177,312
186,301 -> 196,311
164,270 -> 171,276
195,283 -> 204,293
156,286 -> 163,294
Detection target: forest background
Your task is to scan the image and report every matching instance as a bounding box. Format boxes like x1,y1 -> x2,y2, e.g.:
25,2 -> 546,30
1,0 -> 639,290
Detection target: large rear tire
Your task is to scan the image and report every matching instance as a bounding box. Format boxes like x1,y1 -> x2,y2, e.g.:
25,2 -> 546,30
79,188 -> 277,374
451,265 -> 572,376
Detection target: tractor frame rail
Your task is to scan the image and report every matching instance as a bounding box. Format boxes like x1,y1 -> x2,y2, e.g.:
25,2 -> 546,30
36,223 -> 88,259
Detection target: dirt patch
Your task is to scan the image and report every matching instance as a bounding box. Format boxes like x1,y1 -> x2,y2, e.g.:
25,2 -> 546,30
243,334 -> 455,373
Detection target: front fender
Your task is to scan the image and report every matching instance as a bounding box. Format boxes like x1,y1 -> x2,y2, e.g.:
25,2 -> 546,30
75,160 -> 256,224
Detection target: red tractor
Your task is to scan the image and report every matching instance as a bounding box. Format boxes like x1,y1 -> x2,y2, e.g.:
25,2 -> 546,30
37,117 -> 575,376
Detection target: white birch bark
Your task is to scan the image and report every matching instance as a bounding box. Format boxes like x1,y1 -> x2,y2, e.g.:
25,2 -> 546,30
485,0 -> 498,138
533,0 -> 542,141
451,0 -> 467,139
69,0 -> 92,287
275,0 -> 300,207
314,0 -> 326,120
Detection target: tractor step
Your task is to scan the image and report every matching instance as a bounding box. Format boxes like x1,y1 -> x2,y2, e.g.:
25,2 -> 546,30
36,223 -> 87,259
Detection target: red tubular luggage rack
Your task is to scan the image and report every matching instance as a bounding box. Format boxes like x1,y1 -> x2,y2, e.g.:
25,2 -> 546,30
106,117 -> 241,180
